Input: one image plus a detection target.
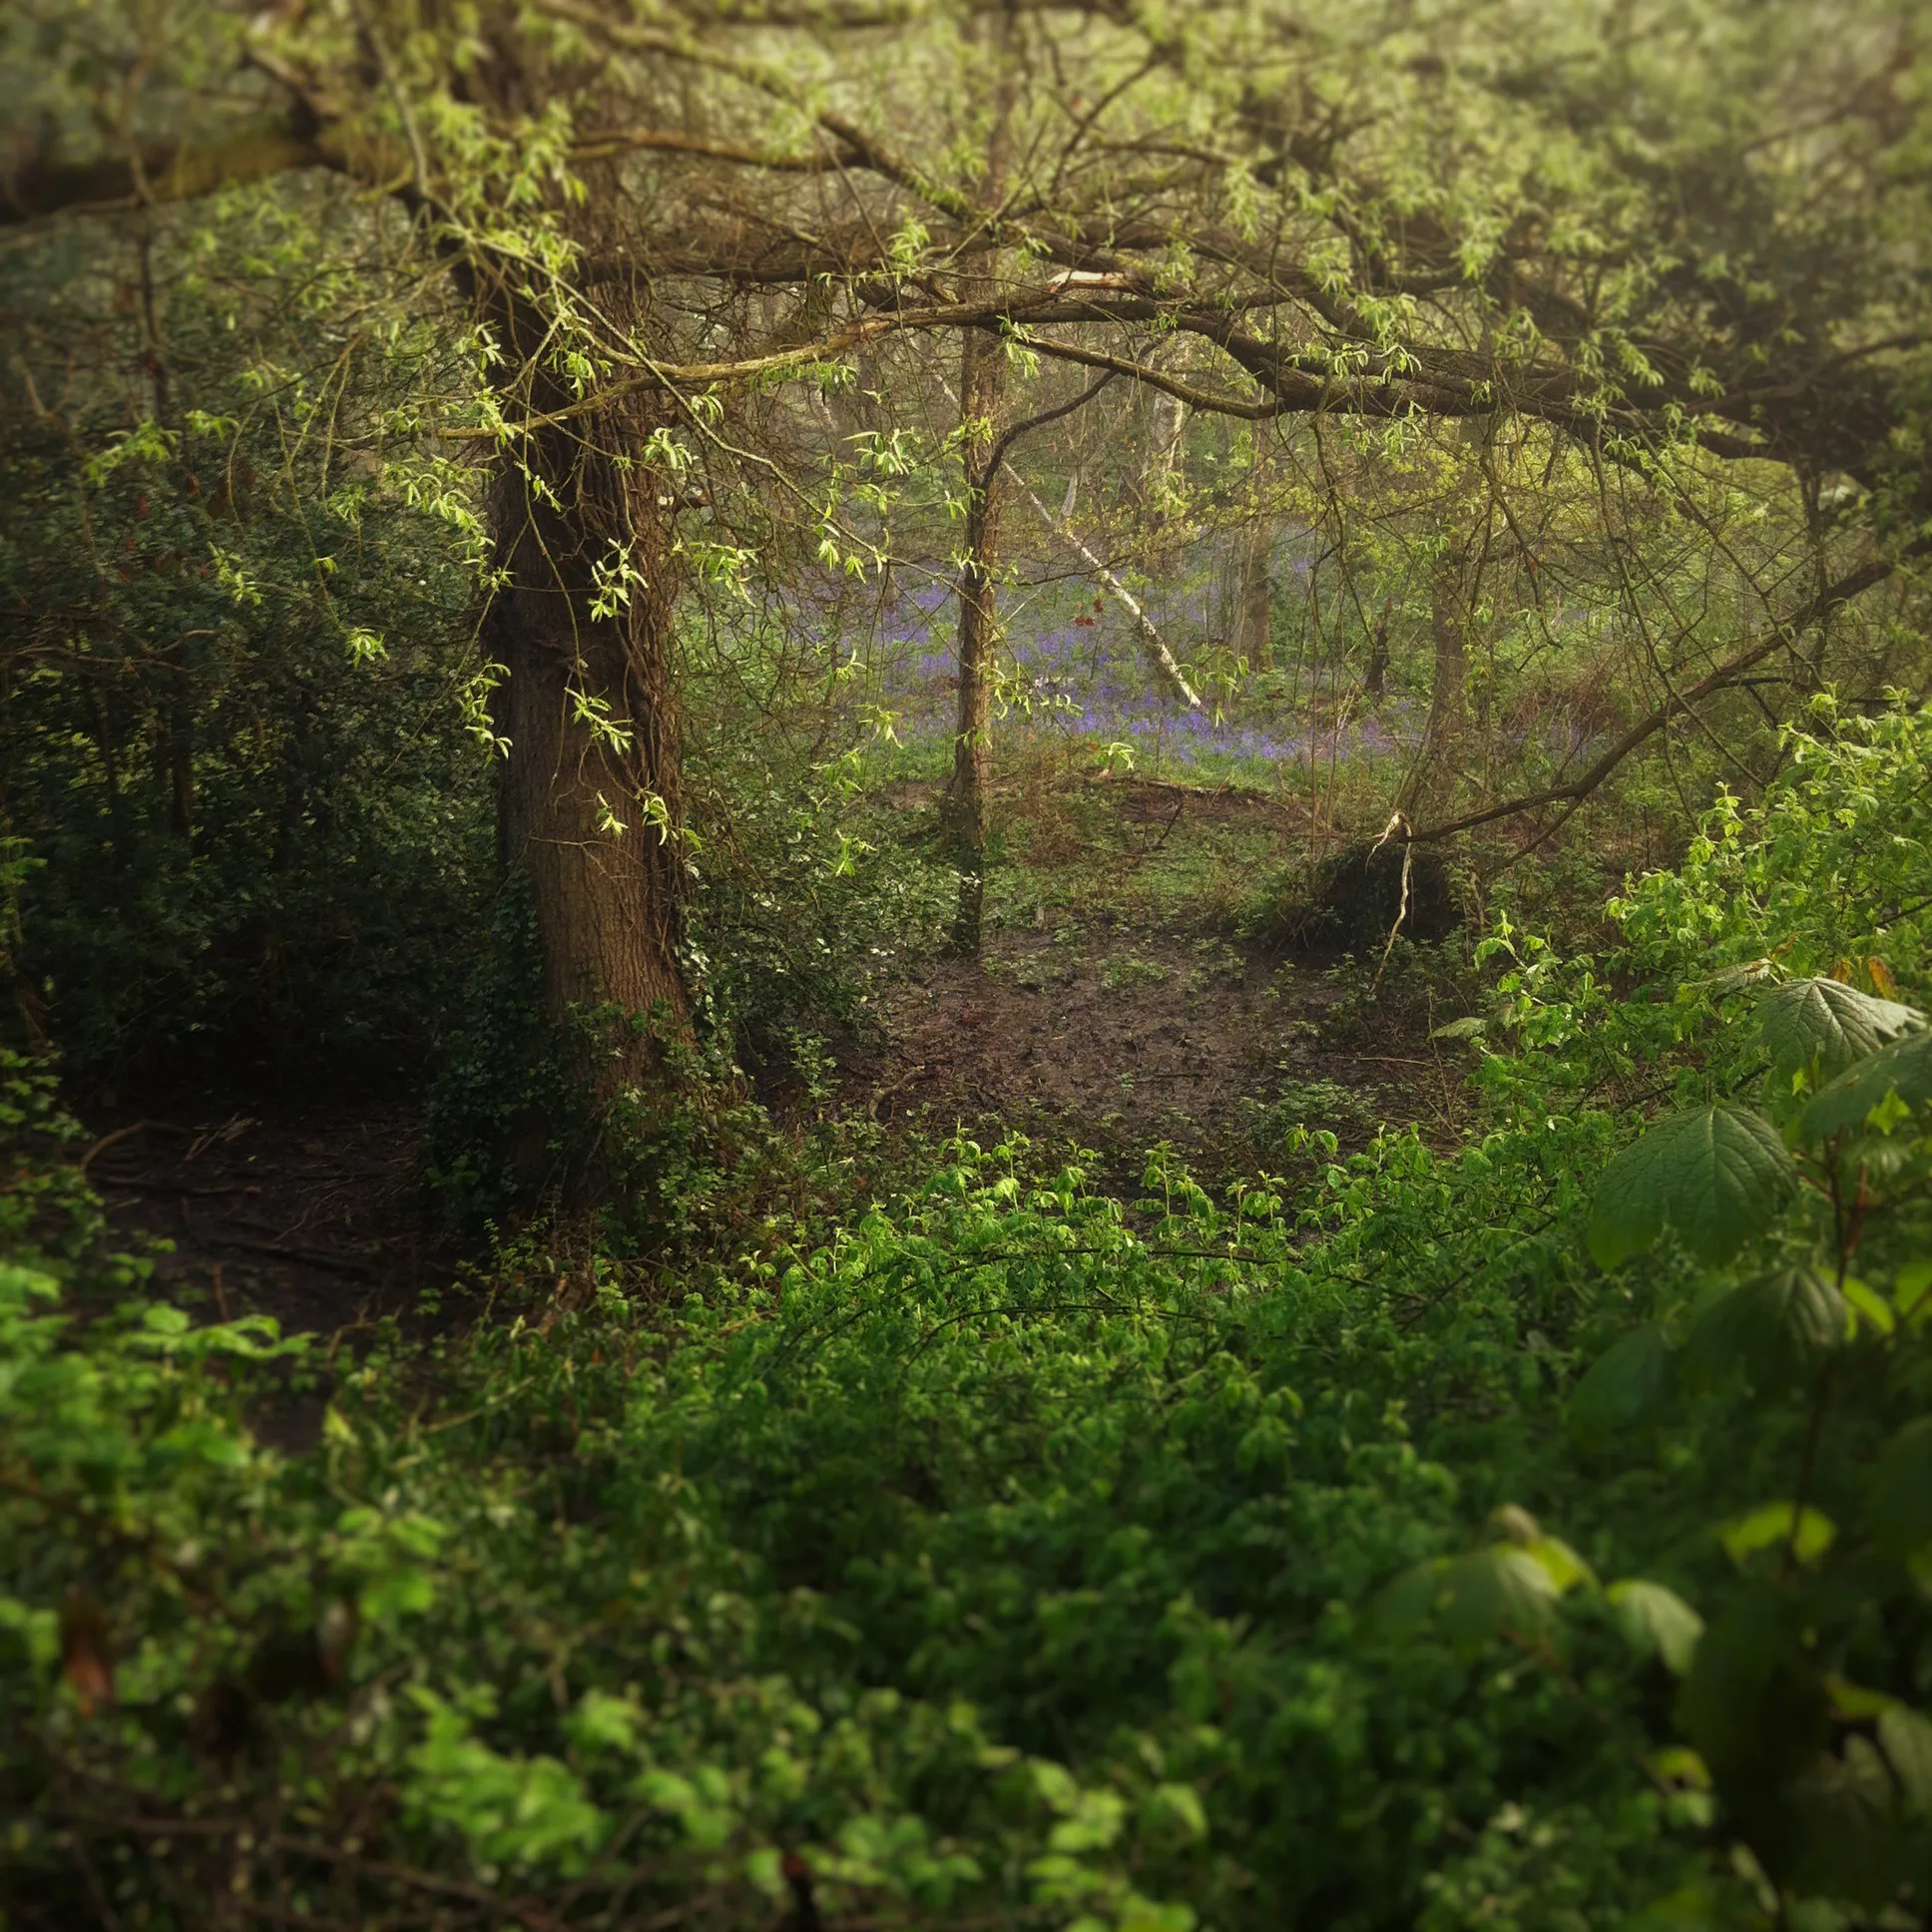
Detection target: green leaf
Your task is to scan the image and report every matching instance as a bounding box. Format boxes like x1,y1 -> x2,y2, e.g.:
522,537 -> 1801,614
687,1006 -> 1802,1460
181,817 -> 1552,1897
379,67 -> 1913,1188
1568,1323 -> 1678,1448
1800,1030 -> 1932,1142
1897,1259 -> 1932,1319
1826,1676 -> 1898,1720
1606,1579 -> 1704,1676
1681,1590 -> 1830,1794
1878,1704 -> 1932,1814
1780,1737 -> 1905,1905
1431,1016 -> 1487,1042
1682,1264 -> 1846,1392
1759,976 -> 1923,1083
1842,1275 -> 1896,1336
1720,1501 -> 1836,1568
1366,1543 -> 1568,1654
1146,1781 -> 1208,1843
1869,1416 -> 1932,1555
1588,1105 -> 1797,1267
1364,1560 -> 1442,1645
1524,1536 -> 1597,1596
1435,1546 -> 1564,1653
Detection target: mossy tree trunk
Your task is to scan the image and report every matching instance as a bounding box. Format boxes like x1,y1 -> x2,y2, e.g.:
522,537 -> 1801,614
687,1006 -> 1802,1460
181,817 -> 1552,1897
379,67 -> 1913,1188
1235,517 -> 1273,672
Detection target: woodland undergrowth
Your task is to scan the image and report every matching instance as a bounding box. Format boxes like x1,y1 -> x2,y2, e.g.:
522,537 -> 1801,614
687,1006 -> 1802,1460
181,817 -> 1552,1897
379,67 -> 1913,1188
7,698 -> 1932,1929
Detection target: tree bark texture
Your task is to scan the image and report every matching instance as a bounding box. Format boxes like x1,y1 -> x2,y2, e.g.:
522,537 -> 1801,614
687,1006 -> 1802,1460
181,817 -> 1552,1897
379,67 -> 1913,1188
482,283 -> 690,1109
1364,607 -> 1391,700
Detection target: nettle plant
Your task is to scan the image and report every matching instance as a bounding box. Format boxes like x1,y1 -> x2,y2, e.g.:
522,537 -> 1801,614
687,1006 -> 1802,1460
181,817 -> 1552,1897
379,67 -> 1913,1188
1568,970 -> 1932,1912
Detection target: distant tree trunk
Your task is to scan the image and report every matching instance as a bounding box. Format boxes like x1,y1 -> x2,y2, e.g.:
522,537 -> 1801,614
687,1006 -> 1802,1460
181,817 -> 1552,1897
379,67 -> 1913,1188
942,311 -> 1007,957
137,230 -> 195,839
940,4 -> 1014,960
1234,519 -> 1273,671
1364,605 -> 1391,700
482,279 -> 690,1119
1147,387 -> 1189,517
1398,548 -> 1469,823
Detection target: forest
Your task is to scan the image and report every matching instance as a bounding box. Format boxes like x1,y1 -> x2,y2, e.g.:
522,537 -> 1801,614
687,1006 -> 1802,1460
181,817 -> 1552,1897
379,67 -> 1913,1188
4,0 -> 1932,1925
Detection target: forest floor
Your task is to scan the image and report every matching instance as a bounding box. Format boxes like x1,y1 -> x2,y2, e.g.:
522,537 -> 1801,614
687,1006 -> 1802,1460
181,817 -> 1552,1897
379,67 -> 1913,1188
88,1096 -> 448,1341
86,771 -> 1463,1344
823,769 -> 1467,1191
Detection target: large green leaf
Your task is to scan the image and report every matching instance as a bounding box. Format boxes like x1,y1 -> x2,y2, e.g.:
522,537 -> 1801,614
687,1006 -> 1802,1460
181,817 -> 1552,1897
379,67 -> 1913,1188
1760,977 -> 1923,1083
1364,1560 -> 1442,1645
1567,1323 -> 1678,1449
1800,1030 -> 1932,1142
1869,1417 -> 1932,1555
1434,1546 -> 1564,1654
1681,1589 -> 1830,1795
1681,1265 -> 1845,1392
1606,1579 -> 1704,1676
1365,1541 -> 1573,1656
1588,1105 -> 1799,1267
1780,1737 -> 1911,1906
1879,1704 -> 1932,1815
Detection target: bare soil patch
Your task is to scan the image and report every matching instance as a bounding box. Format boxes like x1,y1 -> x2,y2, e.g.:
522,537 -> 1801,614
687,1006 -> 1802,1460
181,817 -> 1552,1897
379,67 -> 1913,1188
86,1096 -> 448,1338
837,774 -> 1465,1175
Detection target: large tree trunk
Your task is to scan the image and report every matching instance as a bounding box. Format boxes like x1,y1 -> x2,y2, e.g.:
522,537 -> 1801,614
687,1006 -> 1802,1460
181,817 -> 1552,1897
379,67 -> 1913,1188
942,316 -> 1007,957
483,283 -> 690,1117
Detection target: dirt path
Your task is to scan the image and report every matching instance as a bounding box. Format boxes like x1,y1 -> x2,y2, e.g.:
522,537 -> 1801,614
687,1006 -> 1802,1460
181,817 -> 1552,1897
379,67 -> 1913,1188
832,773 -> 1465,1174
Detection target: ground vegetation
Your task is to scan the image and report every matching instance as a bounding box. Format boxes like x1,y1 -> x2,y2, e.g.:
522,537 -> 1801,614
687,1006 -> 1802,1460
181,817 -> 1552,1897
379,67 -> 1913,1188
4,2 -> 1932,1926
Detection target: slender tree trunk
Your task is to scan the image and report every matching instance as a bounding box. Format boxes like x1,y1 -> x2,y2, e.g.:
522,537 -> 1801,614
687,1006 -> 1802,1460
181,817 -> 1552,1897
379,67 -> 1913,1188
996,446 -> 1200,707
943,315 -> 1007,956
481,281 -> 690,1117
137,228 -> 195,838
1364,605 -> 1390,700
940,2 -> 1015,959
1398,548 -> 1469,822
1235,518 -> 1273,671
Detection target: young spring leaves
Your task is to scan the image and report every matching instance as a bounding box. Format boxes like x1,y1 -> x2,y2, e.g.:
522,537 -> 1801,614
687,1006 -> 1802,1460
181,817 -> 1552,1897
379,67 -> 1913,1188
1367,1506 -> 1595,1657
1588,978 -> 1928,1270
1605,1580 -> 1704,1678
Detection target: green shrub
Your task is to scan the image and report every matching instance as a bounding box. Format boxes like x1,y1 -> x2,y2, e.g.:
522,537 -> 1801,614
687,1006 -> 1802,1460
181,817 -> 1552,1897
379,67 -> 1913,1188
12,696 -> 1932,1928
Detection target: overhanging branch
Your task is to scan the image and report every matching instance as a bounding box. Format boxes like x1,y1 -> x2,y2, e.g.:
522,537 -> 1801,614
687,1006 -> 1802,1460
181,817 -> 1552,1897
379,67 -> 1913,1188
1,120 -> 340,227
1409,554 -> 1904,845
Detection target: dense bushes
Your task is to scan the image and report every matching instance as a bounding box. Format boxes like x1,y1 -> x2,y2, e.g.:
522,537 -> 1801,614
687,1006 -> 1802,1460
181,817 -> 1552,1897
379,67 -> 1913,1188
0,193 -> 494,1090
7,707 -> 1932,1927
